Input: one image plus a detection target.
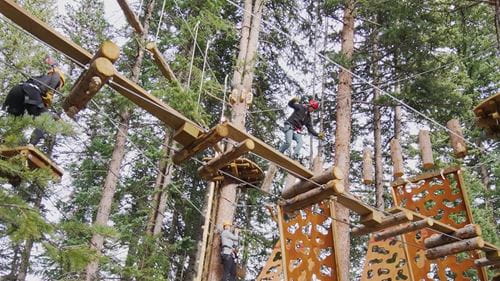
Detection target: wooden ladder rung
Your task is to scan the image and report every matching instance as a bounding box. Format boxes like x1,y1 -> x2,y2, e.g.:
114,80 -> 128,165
198,139 -> 254,180
352,209 -> 413,236
173,123 -> 229,164
374,218 -> 434,242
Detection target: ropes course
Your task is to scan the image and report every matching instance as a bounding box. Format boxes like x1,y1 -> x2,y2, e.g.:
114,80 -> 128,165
0,0 -> 498,281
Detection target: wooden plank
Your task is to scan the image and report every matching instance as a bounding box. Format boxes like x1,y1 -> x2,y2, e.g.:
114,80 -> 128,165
0,146 -> 63,179
0,0 -> 92,64
224,122 -> 313,179
392,166 -> 460,187
116,0 -> 144,34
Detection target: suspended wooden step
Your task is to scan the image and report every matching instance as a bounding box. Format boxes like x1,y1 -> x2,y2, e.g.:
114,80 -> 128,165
281,166 -> 344,199
424,224 -> 482,249
351,208 -> 414,236
116,0 -> 144,34
374,218 -> 435,242
362,147 -> 373,184
418,129 -> 434,169
447,118 -> 468,158
390,138 -> 404,178
63,41 -> 119,118
200,157 -> 263,184
0,145 -> 63,182
198,139 -> 254,180
425,236 -> 485,260
146,42 -> 179,85
474,92 -> 500,139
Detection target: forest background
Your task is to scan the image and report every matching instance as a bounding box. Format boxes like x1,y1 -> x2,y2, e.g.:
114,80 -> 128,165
0,0 -> 498,280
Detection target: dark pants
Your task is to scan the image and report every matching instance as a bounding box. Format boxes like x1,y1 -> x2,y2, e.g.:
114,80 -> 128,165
3,84 -> 48,145
221,254 -> 236,281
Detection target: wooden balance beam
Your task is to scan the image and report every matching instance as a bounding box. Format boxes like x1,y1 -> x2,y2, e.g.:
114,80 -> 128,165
116,0 -> 144,34
0,146 -> 63,180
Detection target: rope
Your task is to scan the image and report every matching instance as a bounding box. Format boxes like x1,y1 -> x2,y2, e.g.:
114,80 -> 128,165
155,0 -> 167,41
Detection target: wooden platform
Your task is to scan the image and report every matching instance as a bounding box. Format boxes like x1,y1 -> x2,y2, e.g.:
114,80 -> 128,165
201,157 -> 263,184
474,92 -> 500,139
0,146 -> 63,179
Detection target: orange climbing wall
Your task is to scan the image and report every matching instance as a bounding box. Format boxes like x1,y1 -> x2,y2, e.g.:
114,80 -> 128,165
391,167 -> 487,280
277,200 -> 341,281
256,242 -> 283,281
361,237 -> 412,281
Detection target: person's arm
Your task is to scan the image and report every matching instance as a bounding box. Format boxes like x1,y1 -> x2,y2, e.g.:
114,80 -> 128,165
305,115 -> 319,137
222,230 -> 239,241
34,73 -> 61,94
288,97 -> 302,110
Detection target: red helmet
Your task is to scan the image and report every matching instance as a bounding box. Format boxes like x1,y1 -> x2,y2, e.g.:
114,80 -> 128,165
309,99 -> 320,110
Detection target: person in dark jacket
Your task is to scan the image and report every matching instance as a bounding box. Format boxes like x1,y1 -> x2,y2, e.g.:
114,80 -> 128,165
279,97 -> 324,159
3,58 -> 65,146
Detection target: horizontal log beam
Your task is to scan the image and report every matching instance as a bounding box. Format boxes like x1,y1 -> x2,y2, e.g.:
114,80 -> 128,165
374,218 -> 434,242
173,124 -> 229,164
424,224 -> 481,249
475,257 -> 500,267
63,57 -> 115,118
281,166 -> 344,199
198,139 -> 255,180
425,237 -> 484,260
352,209 -> 413,236
281,180 -> 344,212
116,0 -> 144,34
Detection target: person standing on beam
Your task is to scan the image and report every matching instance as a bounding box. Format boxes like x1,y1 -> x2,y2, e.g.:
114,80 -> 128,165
2,57 -> 65,146
279,96 -> 324,159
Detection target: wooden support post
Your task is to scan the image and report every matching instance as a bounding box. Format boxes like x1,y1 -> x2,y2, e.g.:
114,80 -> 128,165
281,166 -> 344,199
390,138 -> 404,178
198,139 -> 255,180
351,209 -> 413,236
146,42 -> 179,84
474,257 -> 500,267
116,0 -> 144,34
374,218 -> 434,241
281,180 -> 344,212
425,237 -> 484,260
418,129 -> 434,169
447,119 -> 467,158
62,57 -> 115,118
173,124 -> 229,164
424,224 -> 481,249
362,147 -> 374,184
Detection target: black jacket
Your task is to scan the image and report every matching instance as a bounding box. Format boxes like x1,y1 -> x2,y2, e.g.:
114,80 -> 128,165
285,99 -> 318,136
22,72 -> 61,105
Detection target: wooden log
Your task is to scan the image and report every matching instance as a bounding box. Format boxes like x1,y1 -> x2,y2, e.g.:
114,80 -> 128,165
446,119 -> 467,158
281,166 -> 344,199
475,257 -> 500,267
390,138 -> 404,178
92,40 -> 120,63
352,209 -> 413,236
281,179 -> 344,211
424,224 -> 481,249
418,130 -> 434,169
116,0 -> 144,34
425,237 -> 484,260
198,139 -> 255,180
146,42 -> 179,84
374,218 -> 434,241
172,124 -> 229,164
63,57 -> 115,118
362,147 -> 374,184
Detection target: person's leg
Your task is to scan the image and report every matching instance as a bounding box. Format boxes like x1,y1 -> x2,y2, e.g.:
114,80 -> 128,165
292,132 -> 303,159
229,256 -> 237,281
278,124 -> 293,153
221,254 -> 232,281
27,105 -> 48,146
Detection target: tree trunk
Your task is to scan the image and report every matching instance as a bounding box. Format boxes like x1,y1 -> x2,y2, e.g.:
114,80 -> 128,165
334,1 -> 356,280
206,1 -> 263,280
371,25 -> 384,211
85,1 -> 155,279
260,164 -> 277,193
16,188 -> 43,281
